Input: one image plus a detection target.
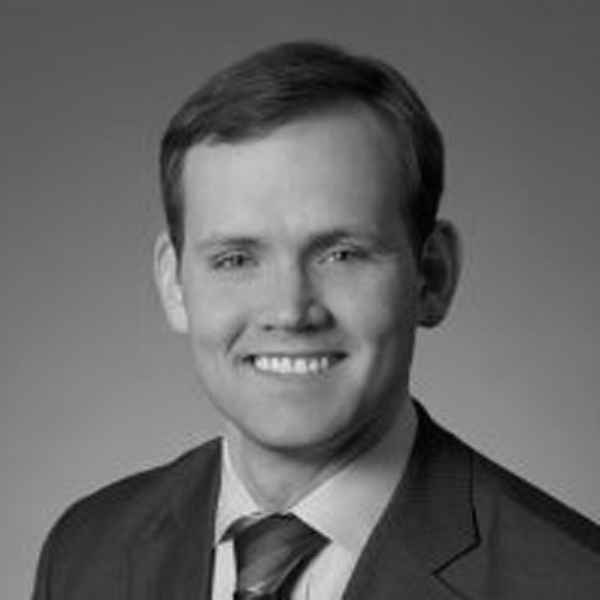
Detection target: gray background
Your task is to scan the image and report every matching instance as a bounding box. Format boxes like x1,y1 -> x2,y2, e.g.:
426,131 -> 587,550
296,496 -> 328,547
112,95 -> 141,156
1,1 -> 599,597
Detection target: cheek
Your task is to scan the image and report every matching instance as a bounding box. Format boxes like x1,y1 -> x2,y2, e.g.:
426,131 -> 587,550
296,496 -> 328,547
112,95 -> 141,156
331,275 -> 418,344
183,282 -> 249,352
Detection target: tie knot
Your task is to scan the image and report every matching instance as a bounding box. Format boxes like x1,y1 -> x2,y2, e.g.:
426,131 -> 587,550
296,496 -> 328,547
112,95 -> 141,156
232,513 -> 328,600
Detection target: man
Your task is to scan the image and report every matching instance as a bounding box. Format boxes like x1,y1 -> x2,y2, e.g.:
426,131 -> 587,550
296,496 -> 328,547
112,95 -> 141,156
33,41 -> 600,599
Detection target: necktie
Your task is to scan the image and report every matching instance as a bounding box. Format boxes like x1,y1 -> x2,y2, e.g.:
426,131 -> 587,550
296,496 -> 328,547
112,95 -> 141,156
231,513 -> 328,600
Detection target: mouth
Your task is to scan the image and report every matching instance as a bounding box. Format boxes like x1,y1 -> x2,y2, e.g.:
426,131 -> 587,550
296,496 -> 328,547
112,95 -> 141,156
244,353 -> 346,376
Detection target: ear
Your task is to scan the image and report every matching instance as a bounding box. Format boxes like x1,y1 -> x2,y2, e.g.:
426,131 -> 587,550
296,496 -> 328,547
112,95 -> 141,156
154,232 -> 189,333
417,220 -> 462,328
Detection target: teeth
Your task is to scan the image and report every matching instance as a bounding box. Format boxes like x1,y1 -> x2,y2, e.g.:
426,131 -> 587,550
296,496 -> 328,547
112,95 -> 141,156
252,355 -> 336,375
293,358 -> 307,374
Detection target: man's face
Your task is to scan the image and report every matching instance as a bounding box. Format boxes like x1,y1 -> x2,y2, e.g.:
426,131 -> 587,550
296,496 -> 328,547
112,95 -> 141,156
164,108 -> 425,458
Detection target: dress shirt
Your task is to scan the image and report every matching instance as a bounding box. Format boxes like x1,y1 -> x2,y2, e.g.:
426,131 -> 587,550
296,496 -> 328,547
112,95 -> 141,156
211,398 -> 417,600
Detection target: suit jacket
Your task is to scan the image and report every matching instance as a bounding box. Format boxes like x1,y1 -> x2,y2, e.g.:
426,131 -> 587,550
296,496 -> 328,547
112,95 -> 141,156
32,405 -> 600,599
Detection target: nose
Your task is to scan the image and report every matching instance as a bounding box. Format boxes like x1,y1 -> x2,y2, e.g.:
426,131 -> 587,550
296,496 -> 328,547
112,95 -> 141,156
257,264 -> 332,332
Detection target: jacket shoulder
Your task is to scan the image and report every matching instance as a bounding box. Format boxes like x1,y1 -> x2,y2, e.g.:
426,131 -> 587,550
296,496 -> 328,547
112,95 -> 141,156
464,441 -> 600,596
416,409 -> 600,598
53,438 -> 221,541
473,447 -> 600,547
32,439 -> 221,598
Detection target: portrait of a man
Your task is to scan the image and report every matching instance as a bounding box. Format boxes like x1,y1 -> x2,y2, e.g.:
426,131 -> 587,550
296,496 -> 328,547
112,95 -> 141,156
30,40 -> 600,599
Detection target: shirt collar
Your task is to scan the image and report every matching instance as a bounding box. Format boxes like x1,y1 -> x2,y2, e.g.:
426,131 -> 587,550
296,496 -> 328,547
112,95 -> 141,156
215,440 -> 261,543
215,398 -> 417,557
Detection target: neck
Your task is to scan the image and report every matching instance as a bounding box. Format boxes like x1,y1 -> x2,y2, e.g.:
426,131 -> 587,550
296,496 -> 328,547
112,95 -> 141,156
226,396 -> 411,511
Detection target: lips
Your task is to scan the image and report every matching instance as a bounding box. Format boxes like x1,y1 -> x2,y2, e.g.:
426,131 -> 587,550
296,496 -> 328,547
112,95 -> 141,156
245,353 -> 345,375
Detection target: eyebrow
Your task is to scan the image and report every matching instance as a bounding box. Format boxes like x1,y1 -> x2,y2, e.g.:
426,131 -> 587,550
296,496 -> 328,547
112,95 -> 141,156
193,236 -> 265,254
305,228 -> 387,250
193,227 -> 393,255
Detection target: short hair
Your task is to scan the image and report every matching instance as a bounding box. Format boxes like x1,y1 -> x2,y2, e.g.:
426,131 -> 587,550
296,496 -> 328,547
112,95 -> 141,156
160,41 -> 444,259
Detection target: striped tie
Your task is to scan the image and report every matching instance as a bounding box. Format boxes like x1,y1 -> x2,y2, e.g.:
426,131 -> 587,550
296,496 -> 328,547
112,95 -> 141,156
231,513 -> 328,600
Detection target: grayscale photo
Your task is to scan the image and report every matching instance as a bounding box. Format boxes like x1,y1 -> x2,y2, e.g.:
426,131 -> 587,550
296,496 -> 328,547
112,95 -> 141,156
1,2 -> 599,599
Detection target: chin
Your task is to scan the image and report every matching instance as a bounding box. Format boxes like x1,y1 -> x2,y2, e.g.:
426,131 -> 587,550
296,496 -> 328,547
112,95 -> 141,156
241,410 -> 362,457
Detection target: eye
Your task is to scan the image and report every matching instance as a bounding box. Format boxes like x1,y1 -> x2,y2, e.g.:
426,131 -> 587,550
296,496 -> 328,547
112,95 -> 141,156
210,251 -> 256,270
322,245 -> 368,264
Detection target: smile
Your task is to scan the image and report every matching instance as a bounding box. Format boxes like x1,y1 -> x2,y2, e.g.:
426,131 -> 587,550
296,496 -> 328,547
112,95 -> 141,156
248,354 -> 343,375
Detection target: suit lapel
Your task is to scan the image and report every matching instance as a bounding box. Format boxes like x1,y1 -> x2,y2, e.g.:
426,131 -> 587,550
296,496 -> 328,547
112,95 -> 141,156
128,440 -> 222,600
343,404 -> 478,600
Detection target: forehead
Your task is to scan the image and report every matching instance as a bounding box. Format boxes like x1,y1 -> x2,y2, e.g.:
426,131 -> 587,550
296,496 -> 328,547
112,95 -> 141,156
181,107 -> 408,240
